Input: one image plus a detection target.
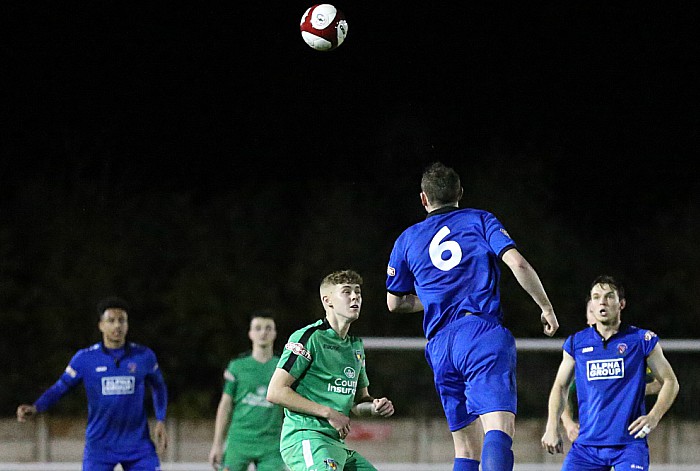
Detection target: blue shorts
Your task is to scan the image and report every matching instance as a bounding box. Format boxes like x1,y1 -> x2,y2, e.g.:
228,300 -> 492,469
563,441 -> 649,471
83,445 -> 161,471
425,315 -> 516,431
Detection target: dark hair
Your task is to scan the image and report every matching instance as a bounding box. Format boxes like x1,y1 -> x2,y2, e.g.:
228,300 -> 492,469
589,275 -> 625,300
96,296 -> 130,320
421,162 -> 462,206
250,309 -> 276,323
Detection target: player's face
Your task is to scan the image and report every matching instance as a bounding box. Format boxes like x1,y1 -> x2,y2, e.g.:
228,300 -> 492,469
249,317 -> 276,347
585,300 -> 596,325
589,283 -> 624,326
99,308 -> 128,347
330,283 -> 362,321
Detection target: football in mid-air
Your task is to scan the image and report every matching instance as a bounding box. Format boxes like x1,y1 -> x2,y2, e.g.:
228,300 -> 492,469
300,4 -> 348,52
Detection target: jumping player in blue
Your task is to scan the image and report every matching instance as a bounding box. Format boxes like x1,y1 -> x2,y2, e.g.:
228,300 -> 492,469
541,275 -> 679,471
17,297 -> 169,471
386,162 -> 559,471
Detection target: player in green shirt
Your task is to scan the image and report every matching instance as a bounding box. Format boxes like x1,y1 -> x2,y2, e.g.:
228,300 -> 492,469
267,269 -> 395,471
209,310 -> 286,471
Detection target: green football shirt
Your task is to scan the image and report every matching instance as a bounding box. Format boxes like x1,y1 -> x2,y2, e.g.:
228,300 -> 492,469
223,353 -> 283,448
277,318 -> 369,450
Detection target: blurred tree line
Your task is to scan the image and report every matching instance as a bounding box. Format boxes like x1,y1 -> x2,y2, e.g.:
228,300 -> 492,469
1,145 -> 698,421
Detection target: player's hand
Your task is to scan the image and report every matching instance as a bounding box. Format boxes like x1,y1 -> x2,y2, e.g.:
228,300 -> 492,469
328,409 -> 351,440
629,414 -> 659,439
563,422 -> 580,442
154,420 -> 168,454
541,311 -> 559,337
208,443 -> 224,469
541,428 -> 563,454
372,397 -> 395,417
16,404 -> 37,422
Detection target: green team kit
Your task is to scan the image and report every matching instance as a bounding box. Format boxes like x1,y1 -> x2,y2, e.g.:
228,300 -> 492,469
221,353 -> 285,471
277,318 -> 377,471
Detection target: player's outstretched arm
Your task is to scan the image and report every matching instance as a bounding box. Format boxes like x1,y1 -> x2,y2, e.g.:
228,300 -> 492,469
542,351 -> 575,454
18,376 -> 74,422
501,248 -> 558,336
16,404 -> 37,422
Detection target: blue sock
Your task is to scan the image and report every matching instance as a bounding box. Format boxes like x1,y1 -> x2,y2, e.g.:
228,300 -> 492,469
453,457 -> 480,471
481,430 -> 514,471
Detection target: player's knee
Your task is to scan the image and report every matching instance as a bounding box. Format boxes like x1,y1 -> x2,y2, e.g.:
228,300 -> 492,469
452,426 -> 483,459
480,411 -> 515,437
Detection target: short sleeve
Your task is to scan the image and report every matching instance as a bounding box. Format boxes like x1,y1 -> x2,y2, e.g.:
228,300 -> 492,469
562,335 -> 575,358
641,329 -> 659,356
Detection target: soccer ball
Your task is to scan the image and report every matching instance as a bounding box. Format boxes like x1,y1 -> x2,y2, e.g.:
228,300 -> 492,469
300,4 -> 348,52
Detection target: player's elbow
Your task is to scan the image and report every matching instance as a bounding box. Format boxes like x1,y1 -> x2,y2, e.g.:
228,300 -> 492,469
668,378 -> 680,398
266,386 -> 284,405
386,294 -> 401,313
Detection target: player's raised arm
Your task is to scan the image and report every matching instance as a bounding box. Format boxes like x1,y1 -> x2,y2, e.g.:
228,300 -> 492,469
501,248 -> 558,336
387,292 -> 423,313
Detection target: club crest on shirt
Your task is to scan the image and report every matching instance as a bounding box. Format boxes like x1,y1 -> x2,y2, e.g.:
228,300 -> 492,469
344,367 -> 356,379
617,343 -> 628,355
128,362 -> 138,373
644,331 -> 657,341
285,342 -> 312,361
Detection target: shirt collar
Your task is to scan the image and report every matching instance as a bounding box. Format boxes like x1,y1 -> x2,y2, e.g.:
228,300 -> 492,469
426,206 -> 460,219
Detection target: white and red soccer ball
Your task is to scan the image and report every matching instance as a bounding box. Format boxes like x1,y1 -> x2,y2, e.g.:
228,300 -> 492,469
300,4 -> 348,52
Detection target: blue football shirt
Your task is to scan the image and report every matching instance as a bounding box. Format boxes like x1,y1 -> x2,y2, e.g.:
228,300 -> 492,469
386,206 -> 516,339
564,325 -> 659,445
35,341 -> 168,458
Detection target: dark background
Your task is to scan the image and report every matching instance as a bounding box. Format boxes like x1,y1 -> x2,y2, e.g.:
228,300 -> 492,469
2,2 -> 698,418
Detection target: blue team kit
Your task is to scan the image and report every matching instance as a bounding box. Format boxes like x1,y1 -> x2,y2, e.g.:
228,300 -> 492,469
34,342 -> 167,465
386,206 -> 518,429
564,325 -> 658,446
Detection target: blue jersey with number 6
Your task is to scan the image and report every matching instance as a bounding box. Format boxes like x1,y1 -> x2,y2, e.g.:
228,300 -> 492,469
386,206 -> 516,340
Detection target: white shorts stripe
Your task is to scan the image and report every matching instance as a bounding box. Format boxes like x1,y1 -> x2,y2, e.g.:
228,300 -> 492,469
302,439 -> 314,467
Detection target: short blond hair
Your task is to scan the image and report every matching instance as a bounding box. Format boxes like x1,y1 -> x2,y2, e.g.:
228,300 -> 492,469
320,269 -> 363,299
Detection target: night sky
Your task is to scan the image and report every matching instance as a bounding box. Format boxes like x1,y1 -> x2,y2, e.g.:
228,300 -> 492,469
3,3 -> 698,279
2,3 -> 700,416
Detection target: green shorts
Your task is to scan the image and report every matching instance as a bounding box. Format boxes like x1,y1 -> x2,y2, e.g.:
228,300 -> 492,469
223,446 -> 286,471
281,438 -> 376,471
